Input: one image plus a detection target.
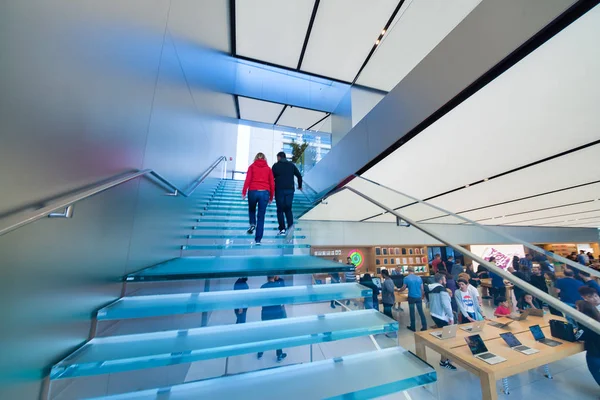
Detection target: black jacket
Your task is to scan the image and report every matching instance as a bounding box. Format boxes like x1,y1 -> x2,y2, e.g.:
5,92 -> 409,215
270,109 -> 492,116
272,159 -> 302,191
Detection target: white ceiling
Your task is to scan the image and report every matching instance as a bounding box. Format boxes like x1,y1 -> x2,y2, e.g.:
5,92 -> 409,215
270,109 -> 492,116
238,97 -> 283,124
236,0 -> 314,68
300,0 -> 398,82
277,106 -> 327,130
303,4 -> 600,229
356,0 -> 482,91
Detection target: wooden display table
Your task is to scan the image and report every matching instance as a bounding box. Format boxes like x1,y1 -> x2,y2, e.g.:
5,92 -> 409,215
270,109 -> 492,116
414,316 -> 582,400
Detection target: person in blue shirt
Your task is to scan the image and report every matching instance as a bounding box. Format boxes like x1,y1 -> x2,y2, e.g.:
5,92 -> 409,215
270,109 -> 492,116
519,253 -> 533,270
578,250 -> 590,266
555,269 -> 585,306
400,267 -> 427,332
257,276 -> 287,362
580,271 -> 600,294
487,257 -> 506,305
233,277 -> 249,324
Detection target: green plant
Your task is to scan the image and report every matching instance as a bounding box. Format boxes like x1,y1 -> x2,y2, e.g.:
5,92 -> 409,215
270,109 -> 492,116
290,141 -> 309,164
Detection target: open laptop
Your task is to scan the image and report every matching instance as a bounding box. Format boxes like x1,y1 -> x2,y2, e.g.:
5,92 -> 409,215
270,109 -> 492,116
460,320 -> 486,333
465,334 -> 506,365
488,319 -> 515,329
429,324 -> 458,340
528,308 -> 544,317
529,324 -> 562,347
508,309 -> 530,321
500,332 -> 539,355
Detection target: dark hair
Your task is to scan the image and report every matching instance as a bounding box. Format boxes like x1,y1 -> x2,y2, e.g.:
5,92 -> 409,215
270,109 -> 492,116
381,269 -> 390,278
579,286 -> 599,297
580,271 -> 591,278
488,256 -> 496,262
237,277 -> 248,283
457,278 -> 469,286
466,264 -> 474,272
362,273 -> 372,281
564,269 -> 575,277
544,272 -> 557,282
576,300 -> 600,322
496,296 -> 507,303
434,273 -> 445,283
277,151 -> 287,159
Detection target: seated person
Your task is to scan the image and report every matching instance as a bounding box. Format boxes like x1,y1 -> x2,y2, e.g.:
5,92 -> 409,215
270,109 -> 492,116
579,286 -> 600,313
494,296 -> 512,317
516,293 -> 539,312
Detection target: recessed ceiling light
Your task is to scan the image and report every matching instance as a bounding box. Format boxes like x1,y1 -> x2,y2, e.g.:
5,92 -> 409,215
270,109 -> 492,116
375,39 -> 380,45
483,178 -> 489,182
381,29 -> 386,35
465,184 -> 470,188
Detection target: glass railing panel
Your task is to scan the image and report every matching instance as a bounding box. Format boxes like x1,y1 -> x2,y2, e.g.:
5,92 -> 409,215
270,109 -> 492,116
187,234 -> 307,240
346,176 -> 600,334
192,225 -> 303,231
87,347 -> 435,400
97,283 -> 371,321
181,243 -> 311,251
51,309 -> 397,379
125,255 -> 354,282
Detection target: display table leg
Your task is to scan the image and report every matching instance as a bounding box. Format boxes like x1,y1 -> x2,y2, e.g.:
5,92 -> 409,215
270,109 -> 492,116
414,336 -> 427,362
502,377 -> 510,395
480,373 -> 498,400
544,364 -> 553,379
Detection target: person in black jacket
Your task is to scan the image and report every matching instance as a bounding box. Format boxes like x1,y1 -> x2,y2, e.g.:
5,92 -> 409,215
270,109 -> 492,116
233,277 -> 249,324
575,300 -> 600,386
257,276 -> 288,362
272,151 -> 302,235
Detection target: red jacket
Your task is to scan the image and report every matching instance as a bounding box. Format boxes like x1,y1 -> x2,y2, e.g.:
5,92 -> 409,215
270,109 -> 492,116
242,159 -> 275,201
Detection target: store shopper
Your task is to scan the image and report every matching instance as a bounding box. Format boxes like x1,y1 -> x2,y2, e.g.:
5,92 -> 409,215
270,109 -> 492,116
455,278 -> 484,323
257,276 -> 287,362
233,277 -> 249,324
427,273 -> 456,370
344,257 -> 357,306
580,271 -> 600,293
555,269 -> 584,308
401,267 -> 427,332
381,270 -> 397,337
493,297 -> 512,317
451,260 -> 464,281
517,294 -> 539,312
579,286 -> 600,313
360,273 -> 380,310
242,152 -> 274,245
431,254 -> 446,274
578,250 -> 590,266
271,151 -> 302,236
330,257 -> 341,309
574,300 -> 600,386
465,264 -> 481,288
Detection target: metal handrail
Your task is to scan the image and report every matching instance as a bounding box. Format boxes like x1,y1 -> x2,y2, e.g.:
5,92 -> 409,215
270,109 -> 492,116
0,156 -> 227,237
325,185 -> 600,335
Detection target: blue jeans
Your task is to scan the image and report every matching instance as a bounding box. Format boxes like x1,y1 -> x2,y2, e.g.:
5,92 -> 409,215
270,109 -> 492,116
275,189 -> 294,231
408,297 -> 427,330
235,309 -> 247,324
586,352 -> 600,386
248,190 -> 269,242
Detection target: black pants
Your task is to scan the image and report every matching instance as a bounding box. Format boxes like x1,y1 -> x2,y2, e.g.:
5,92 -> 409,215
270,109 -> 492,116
258,349 -> 283,358
275,189 -> 294,231
235,308 -> 247,324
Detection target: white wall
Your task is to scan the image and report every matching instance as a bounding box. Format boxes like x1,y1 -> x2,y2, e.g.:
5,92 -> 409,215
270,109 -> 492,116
351,87 -> 385,127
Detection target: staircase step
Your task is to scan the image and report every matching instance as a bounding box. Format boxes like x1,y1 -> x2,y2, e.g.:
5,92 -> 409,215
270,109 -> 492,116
192,226 -> 302,231
51,310 -> 397,379
186,234 -> 306,240
196,218 -> 288,224
125,255 -> 349,282
87,347 -> 435,400
97,283 -> 370,321
181,243 -> 311,250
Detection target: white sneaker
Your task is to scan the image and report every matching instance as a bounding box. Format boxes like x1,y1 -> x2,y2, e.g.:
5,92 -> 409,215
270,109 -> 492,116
277,230 -> 286,236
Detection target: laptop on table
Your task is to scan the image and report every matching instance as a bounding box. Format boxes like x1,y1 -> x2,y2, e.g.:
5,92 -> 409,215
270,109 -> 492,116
429,324 -> 458,340
500,332 -> 539,355
488,319 -> 515,329
529,324 -> 562,347
527,308 -> 544,317
465,334 -> 506,365
508,309 -> 530,321
460,320 -> 485,333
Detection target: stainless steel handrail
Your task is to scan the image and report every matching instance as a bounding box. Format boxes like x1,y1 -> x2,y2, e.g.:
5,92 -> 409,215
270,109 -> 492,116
354,175 -> 600,279
327,185 -> 600,335
0,156 -> 227,237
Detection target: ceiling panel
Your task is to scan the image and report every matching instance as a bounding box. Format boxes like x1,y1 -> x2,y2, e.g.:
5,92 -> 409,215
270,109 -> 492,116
238,97 -> 283,124
236,0 -> 314,68
538,217 -> 600,228
300,0 -> 398,82
301,189 -> 384,221
168,0 -> 230,52
484,201 -> 600,226
509,210 -> 600,227
277,106 -> 327,130
362,6 -> 600,201
191,90 -> 237,118
356,0 -> 482,91
312,115 -> 332,133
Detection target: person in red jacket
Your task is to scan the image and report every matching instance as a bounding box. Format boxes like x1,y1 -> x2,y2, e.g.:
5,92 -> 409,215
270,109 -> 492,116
242,153 -> 275,245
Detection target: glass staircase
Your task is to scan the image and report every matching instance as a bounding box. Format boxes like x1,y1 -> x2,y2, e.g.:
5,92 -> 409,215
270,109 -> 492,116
48,178 -> 436,399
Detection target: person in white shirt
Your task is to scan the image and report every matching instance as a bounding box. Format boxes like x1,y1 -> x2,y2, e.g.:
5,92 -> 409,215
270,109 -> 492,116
455,279 -> 484,323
